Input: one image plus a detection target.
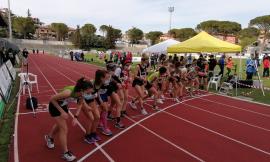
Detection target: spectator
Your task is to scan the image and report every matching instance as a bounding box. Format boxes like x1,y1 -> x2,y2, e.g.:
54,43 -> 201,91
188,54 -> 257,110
226,57 -> 234,76
218,55 -> 225,77
263,55 -> 270,78
69,51 -> 74,61
208,55 -> 217,79
32,49 -> 35,54
197,54 -> 204,69
187,54 -> 192,64
109,52 -> 113,61
172,54 -> 178,64
22,48 -> 29,65
0,47 -> 4,65
80,52 -> 85,62
246,54 -> 257,80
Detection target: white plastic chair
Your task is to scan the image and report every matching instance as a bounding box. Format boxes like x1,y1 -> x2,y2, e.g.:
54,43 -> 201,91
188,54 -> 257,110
207,74 -> 222,91
18,73 -> 39,94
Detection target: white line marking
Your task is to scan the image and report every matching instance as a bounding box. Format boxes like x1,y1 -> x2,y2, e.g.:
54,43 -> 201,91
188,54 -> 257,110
77,94 -> 212,162
32,59 -> 114,162
125,115 -> 205,162
14,84 -> 21,162
212,92 -> 270,108
198,97 -> 270,118
162,110 -> 270,156
181,102 -> 270,132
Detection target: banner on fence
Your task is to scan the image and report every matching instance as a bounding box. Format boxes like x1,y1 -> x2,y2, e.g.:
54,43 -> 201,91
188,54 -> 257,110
0,64 -> 12,100
5,60 -> 16,80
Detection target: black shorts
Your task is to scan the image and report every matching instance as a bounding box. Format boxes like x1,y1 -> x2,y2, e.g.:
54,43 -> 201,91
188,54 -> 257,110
85,98 -> 96,104
145,81 -> 153,90
132,78 -> 144,87
107,82 -> 118,96
48,101 -> 68,117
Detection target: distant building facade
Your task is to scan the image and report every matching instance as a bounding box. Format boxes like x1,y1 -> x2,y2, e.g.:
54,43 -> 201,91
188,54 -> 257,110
35,25 -> 75,40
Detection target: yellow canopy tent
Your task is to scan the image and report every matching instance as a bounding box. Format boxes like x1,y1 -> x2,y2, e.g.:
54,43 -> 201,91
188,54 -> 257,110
167,31 -> 241,53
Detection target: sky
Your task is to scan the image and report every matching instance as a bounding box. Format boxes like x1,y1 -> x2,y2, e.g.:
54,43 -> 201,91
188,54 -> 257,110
0,0 -> 270,33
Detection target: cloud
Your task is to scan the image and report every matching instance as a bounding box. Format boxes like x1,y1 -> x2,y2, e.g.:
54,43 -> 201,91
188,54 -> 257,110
1,0 -> 270,33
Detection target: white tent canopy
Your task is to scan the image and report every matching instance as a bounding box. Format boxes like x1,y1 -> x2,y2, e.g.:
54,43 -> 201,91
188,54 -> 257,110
143,39 -> 180,54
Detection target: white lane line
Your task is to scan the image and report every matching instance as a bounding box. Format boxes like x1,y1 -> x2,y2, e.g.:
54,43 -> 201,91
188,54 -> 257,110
125,112 -> 204,162
198,97 -> 270,118
181,102 -> 270,132
140,97 -> 270,156
77,94 -> 212,162
162,110 -> 270,156
14,84 -> 21,162
35,59 -> 114,162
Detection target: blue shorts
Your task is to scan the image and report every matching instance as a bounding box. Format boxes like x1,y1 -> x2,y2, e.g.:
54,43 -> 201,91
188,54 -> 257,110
100,94 -> 108,102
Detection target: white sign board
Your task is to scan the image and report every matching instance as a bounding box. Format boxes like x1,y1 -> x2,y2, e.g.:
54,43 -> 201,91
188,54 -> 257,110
132,57 -> 141,63
0,64 -> 12,98
5,60 -> 16,80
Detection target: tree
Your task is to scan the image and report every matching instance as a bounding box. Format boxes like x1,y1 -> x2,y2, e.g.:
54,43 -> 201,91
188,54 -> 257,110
168,28 -> 197,41
196,20 -> 241,35
81,23 -> 96,36
12,16 -> 35,39
175,28 -> 197,41
238,27 -> 260,49
99,25 -> 108,37
250,15 -> 270,51
51,23 -> 68,41
71,25 -> 81,48
105,25 -> 122,49
168,28 -> 178,38
126,27 -> 144,45
145,31 -> 163,45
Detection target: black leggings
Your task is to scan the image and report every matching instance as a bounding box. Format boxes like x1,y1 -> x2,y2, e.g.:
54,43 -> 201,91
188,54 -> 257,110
263,68 -> 269,77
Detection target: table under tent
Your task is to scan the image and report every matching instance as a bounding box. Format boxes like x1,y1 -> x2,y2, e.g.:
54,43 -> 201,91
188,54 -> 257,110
167,31 -> 265,96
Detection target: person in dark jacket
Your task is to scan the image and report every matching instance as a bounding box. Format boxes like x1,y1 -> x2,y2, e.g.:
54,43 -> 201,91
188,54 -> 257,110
208,55 -> 217,79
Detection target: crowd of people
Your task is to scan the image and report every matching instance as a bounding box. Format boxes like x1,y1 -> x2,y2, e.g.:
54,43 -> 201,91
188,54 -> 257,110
44,51 -> 270,161
45,53 -> 214,161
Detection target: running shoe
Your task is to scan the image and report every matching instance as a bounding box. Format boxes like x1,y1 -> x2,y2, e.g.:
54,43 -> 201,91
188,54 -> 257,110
157,99 -> 164,104
62,151 -> 76,162
129,102 -> 137,110
101,128 -> 113,136
84,135 -> 95,144
141,108 -> 148,115
152,105 -> 160,111
92,133 -> 101,142
45,135 -> 55,149
115,122 -> 125,129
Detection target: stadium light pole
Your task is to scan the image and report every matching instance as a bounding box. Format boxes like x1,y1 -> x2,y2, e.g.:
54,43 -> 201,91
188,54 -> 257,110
7,0 -> 12,41
168,6 -> 174,31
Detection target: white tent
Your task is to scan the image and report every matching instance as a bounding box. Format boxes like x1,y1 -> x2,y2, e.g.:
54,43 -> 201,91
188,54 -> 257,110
143,39 -> 180,54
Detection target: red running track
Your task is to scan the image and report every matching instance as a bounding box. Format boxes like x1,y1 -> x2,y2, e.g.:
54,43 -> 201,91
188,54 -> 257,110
10,54 -> 270,162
